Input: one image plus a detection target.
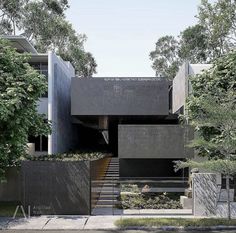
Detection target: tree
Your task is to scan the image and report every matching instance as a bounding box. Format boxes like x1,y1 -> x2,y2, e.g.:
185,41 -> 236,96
198,0 -> 236,58
150,25 -> 209,79
174,52 -> 236,220
179,24 -> 209,63
149,36 -> 180,79
150,0 -> 236,79
0,0 -> 27,35
175,159 -> 236,220
0,39 -> 51,179
187,52 -> 236,158
0,0 -> 97,77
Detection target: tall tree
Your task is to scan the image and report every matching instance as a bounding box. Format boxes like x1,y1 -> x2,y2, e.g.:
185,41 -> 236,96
198,0 -> 236,58
186,52 -> 236,158
0,39 -> 50,179
179,24 -> 209,63
0,0 -> 97,77
174,53 -> 236,220
0,0 -> 27,35
149,36 -> 180,79
150,0 -> 236,79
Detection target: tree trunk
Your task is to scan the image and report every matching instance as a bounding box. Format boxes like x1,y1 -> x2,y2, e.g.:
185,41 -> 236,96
226,175 -> 231,220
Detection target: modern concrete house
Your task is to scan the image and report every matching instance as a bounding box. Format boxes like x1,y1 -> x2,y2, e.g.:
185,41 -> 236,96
1,36 -> 214,214
71,77 -> 194,180
1,35 -> 78,155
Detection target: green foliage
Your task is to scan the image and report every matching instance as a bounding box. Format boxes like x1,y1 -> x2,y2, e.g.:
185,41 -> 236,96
198,0 -> 236,57
0,0 -> 97,77
0,39 -> 50,178
150,36 -> 180,79
22,151 -> 107,161
175,159 -> 236,176
0,0 -> 27,35
186,52 -> 236,158
150,0 -> 236,78
179,24 -> 208,63
118,192 -> 182,210
120,184 -> 140,193
115,218 -> 236,228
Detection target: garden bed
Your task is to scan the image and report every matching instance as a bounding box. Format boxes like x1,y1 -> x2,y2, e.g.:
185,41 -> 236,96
116,184 -> 182,209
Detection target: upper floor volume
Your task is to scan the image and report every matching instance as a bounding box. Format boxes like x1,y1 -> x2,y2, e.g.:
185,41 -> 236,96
71,77 -> 172,116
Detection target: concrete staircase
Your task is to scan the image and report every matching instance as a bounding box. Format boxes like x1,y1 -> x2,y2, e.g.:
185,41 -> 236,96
92,158 -> 120,215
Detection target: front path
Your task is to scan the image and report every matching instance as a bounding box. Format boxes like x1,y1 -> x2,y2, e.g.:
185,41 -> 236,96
0,210 -> 196,230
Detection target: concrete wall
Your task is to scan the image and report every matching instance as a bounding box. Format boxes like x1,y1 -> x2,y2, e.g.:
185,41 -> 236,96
118,125 -> 194,159
48,52 -> 77,154
172,63 -> 188,114
193,173 -> 217,217
71,78 -> 170,116
193,173 -> 236,218
172,63 -> 212,114
21,161 -> 91,215
0,168 -> 20,201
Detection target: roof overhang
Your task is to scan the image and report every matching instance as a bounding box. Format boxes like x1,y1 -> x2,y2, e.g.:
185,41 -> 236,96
0,35 -> 38,54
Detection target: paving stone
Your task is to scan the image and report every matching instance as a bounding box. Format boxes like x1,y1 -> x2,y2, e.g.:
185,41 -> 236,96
84,216 -> 119,229
7,216 -> 52,229
0,218 -> 11,229
43,216 -> 88,229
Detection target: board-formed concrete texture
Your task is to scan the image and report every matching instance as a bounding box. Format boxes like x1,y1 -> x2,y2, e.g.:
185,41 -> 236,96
193,173 -> 217,217
0,168 -> 20,201
71,77 -> 170,116
193,173 -> 236,218
118,125 -> 194,159
172,62 -> 212,114
48,52 -> 79,154
21,161 -> 91,215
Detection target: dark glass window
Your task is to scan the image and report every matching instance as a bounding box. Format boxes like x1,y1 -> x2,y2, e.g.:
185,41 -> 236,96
42,135 -> 48,151
28,135 -> 48,152
35,136 -> 41,151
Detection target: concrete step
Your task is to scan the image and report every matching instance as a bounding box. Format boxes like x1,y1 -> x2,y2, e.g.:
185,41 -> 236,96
96,200 -> 119,205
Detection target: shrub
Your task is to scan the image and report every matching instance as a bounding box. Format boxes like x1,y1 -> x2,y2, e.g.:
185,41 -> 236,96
22,150 -> 108,161
118,192 -> 182,209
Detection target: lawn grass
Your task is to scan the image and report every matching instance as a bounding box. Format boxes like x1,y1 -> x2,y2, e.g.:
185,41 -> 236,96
115,218 -> 236,228
0,202 -> 24,217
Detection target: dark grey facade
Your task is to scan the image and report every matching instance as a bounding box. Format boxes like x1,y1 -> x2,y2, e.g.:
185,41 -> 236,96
70,77 -> 193,179
21,157 -> 110,215
118,125 -> 194,159
21,161 -> 91,215
71,77 -> 170,116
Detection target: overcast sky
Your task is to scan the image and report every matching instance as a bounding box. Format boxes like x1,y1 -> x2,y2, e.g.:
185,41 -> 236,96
66,0 -> 204,77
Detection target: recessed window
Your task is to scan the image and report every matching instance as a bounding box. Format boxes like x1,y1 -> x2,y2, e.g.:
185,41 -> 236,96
28,135 -> 48,152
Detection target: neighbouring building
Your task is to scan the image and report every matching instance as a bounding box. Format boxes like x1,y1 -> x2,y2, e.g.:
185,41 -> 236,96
1,35 -> 78,155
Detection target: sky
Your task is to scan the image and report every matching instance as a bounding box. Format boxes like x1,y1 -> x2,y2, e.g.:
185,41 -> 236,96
66,0 -> 203,77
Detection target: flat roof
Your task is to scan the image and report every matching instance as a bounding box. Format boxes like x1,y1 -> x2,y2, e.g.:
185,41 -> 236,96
0,35 -> 38,54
